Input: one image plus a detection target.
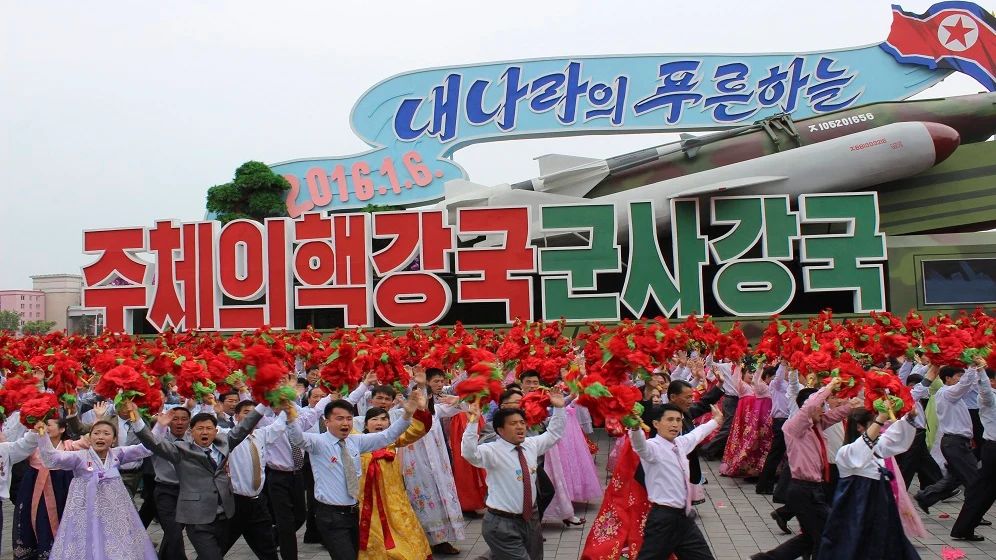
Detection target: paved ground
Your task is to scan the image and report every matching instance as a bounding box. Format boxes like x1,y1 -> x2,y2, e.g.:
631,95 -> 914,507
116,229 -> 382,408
4,428 -> 996,559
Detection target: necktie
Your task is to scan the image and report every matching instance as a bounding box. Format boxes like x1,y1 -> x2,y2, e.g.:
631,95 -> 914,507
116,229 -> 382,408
249,435 -> 263,491
515,446 -> 533,521
672,444 -> 693,515
813,424 -> 831,482
203,448 -> 218,471
290,440 -> 305,471
338,439 -> 360,501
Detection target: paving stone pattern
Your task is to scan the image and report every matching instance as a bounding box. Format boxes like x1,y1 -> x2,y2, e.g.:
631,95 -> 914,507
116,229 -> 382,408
3,428 -> 996,559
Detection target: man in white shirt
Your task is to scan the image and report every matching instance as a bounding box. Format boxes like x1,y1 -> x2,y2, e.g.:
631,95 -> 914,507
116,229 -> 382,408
952,366 -> 996,541
287,391 -> 420,560
914,361 -> 982,513
462,390 -> 566,560
630,402 -> 721,560
222,400 -> 287,559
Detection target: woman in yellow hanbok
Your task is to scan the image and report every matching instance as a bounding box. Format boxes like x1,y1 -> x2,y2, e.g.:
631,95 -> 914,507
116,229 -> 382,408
358,403 -> 434,560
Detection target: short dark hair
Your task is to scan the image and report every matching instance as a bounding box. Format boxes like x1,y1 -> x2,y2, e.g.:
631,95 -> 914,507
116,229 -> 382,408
492,408 -> 525,431
425,368 -> 446,381
646,403 -> 683,423
220,390 -> 240,402
939,366 -> 965,383
906,373 -> 924,387
370,385 -> 397,400
498,390 -> 522,405
505,382 -> 522,391
90,419 -> 118,438
190,413 -> 218,428
296,377 -> 309,386
234,400 -> 256,416
761,366 -> 778,380
324,399 -> 356,419
519,370 -> 541,382
363,407 -> 390,433
667,379 -> 693,399
796,387 -> 818,409
986,367 -> 995,380
307,365 -> 319,373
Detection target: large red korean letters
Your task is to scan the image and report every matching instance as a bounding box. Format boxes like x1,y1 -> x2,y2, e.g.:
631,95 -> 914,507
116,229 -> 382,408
80,207 -> 537,332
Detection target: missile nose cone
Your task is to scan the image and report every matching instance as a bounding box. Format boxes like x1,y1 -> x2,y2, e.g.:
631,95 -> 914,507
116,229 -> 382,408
923,121 -> 961,166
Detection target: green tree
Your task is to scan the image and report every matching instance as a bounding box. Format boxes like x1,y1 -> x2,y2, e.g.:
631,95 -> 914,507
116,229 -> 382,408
75,315 -> 97,336
21,320 -> 56,335
0,310 -> 20,332
206,161 -> 291,223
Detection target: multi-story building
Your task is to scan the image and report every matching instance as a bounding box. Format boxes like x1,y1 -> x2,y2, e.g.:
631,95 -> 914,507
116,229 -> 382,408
0,290 -> 47,328
30,274 -> 83,332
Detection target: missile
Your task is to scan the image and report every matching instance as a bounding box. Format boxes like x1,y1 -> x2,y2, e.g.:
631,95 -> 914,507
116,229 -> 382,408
508,92 -> 995,200
440,120 -> 960,243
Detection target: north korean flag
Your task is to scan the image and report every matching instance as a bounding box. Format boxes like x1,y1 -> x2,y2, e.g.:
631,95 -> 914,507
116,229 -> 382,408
880,2 -> 996,92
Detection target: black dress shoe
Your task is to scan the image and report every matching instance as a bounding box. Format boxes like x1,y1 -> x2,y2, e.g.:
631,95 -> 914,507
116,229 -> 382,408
915,494 -> 930,515
770,510 -> 791,535
979,519 -> 992,526
952,534 -> 985,541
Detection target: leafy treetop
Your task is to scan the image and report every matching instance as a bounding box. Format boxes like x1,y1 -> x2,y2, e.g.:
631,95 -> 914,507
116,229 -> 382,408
206,161 -> 290,223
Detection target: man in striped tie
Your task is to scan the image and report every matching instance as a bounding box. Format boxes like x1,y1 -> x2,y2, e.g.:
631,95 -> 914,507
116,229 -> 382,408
222,400 -> 287,559
461,389 -> 567,560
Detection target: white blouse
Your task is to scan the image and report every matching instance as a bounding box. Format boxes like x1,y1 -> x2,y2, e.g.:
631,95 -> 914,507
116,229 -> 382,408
834,416 -> 916,480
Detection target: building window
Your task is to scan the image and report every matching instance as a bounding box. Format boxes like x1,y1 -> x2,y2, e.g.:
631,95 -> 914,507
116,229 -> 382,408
20,295 -> 24,301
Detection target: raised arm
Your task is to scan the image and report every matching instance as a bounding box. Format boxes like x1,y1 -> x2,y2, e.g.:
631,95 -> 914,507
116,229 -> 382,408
6,430 -> 40,464
36,432 -> 81,471
979,370 -> 995,410
784,380 -> 837,439
676,418 -> 720,455
132,419 -> 182,464
944,367 -> 980,402
461,413 -> 486,468
286,417 -> 321,452
395,409 -> 432,448
530,404 -> 566,456
354,413 -> 413,454
226,404 -> 266,451
115,443 -> 154,465
629,427 -> 659,463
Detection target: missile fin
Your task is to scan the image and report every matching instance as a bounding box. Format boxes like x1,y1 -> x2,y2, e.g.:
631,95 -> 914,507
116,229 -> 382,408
535,154 -> 602,175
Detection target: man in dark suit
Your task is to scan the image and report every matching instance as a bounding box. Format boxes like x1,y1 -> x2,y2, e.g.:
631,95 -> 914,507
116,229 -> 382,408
128,400 -> 277,560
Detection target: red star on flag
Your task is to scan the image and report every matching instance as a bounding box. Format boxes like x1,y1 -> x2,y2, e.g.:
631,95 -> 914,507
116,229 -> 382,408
943,16 -> 974,47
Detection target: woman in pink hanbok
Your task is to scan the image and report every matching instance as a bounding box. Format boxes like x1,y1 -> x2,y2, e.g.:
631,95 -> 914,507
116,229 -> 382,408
555,403 -> 603,503
37,420 -> 157,560
719,364 -> 776,478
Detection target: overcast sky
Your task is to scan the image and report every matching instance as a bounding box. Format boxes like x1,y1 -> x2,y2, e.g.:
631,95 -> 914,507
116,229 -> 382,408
0,0 -> 986,289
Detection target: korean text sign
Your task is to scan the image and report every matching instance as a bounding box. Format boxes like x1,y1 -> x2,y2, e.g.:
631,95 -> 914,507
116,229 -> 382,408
82,194 -> 887,333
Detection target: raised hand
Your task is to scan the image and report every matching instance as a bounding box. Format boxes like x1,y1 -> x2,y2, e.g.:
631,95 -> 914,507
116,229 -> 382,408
402,389 -> 422,415
363,371 -> 378,387
848,397 -> 863,409
409,388 -> 427,411
411,366 -> 427,387
157,408 -> 174,427
548,388 -> 566,408
467,399 -> 482,421
93,401 -> 108,420
438,394 -> 459,406
710,404 -> 724,425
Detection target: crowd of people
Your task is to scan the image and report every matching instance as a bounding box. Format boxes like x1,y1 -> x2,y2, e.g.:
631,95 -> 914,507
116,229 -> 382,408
0,338 -> 992,560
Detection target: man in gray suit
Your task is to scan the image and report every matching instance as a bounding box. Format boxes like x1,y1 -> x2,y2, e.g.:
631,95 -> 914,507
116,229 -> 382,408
127,400 -> 281,560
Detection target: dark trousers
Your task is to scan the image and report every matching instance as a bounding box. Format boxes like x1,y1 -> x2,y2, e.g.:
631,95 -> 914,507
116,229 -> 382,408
303,456 -> 321,542
636,505 -> 713,560
185,515 -> 230,560
952,440 -> 996,537
701,395 -> 738,460
971,408 -> 985,460
756,418 -> 786,492
138,473 -> 158,527
896,428 -> 942,490
120,469 -> 142,497
154,483 -> 188,560
537,455 -> 555,520
757,480 -> 829,560
226,494 -> 279,560
265,468 -> 307,560
314,503 -> 359,560
918,434 -> 979,508
481,509 -> 543,560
